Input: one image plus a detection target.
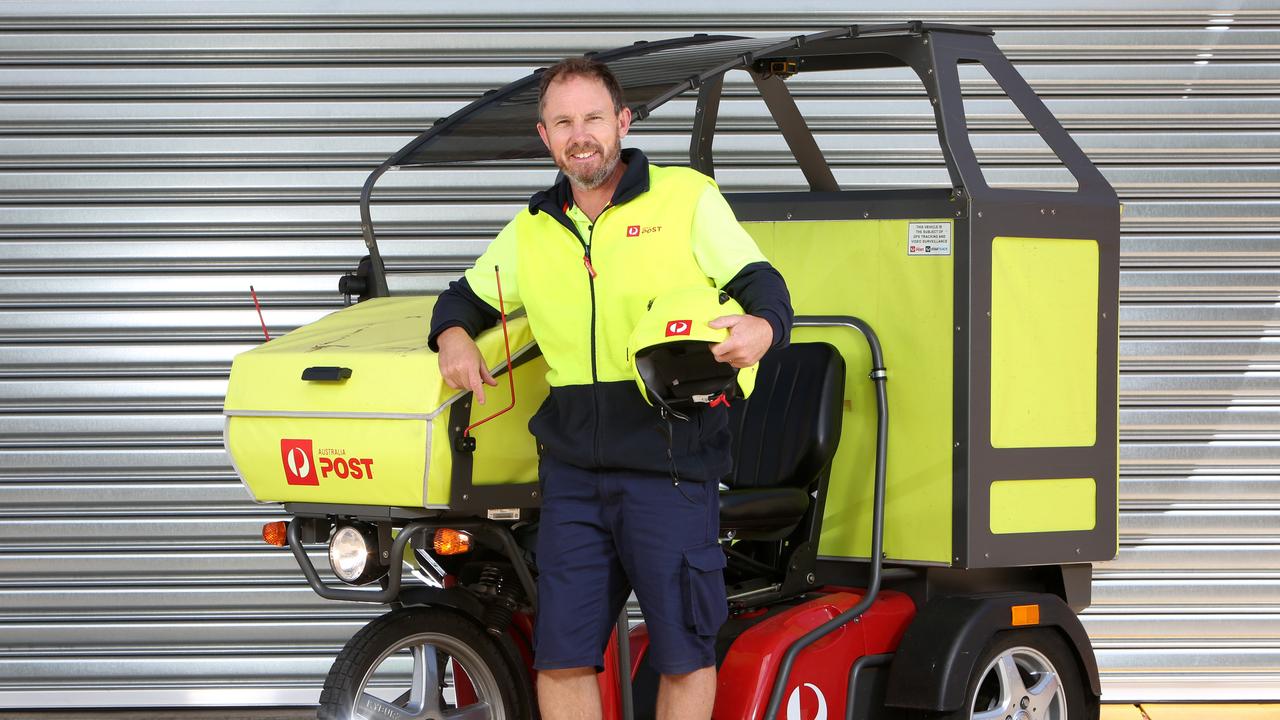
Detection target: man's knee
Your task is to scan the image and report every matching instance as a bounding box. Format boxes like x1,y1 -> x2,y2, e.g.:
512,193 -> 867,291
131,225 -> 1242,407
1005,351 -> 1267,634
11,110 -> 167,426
539,666 -> 597,681
659,665 -> 715,683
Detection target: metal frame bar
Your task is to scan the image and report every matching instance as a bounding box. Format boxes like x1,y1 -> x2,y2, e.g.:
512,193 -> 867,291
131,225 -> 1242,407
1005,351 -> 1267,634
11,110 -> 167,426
750,71 -> 839,193
761,315 -> 889,720
689,73 -> 723,177
846,653 -> 894,720
286,517 -> 537,608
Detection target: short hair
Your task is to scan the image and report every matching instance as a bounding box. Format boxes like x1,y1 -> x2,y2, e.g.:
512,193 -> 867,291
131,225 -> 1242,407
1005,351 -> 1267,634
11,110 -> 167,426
537,57 -> 626,123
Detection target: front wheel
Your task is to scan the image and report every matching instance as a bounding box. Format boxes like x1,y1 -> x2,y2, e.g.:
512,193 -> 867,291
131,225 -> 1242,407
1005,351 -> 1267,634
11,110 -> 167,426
926,629 -> 1096,720
317,607 -> 529,720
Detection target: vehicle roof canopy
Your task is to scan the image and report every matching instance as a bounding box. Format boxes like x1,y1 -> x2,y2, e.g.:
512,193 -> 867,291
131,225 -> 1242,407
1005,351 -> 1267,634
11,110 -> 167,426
387,23 -> 992,168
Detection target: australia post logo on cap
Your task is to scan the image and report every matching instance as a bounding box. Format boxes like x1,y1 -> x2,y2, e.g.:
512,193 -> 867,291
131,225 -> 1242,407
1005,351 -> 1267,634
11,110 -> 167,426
665,320 -> 692,337
281,439 -> 319,486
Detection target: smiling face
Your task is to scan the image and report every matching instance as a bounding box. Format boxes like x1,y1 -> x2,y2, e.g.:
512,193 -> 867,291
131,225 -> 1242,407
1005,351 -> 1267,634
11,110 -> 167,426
537,74 -> 631,190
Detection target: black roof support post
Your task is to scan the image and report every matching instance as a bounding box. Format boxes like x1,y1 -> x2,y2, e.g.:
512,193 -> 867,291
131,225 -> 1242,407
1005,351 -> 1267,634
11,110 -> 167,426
689,73 -> 724,178
750,71 -> 839,193
358,163 -> 393,298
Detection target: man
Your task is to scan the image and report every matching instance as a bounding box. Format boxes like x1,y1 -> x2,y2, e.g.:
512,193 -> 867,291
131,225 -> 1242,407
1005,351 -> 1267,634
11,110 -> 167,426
428,57 -> 792,720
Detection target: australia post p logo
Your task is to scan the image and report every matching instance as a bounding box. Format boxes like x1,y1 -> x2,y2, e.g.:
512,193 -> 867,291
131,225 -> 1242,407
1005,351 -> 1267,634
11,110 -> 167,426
281,439 -> 318,486
665,320 -> 692,337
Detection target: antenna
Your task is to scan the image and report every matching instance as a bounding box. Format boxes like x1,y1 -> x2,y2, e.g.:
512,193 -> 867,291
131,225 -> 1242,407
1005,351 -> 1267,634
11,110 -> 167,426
250,286 -> 270,341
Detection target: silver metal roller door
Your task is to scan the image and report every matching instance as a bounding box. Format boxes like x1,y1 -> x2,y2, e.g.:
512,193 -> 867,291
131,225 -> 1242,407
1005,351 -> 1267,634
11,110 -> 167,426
0,0 -> 1277,707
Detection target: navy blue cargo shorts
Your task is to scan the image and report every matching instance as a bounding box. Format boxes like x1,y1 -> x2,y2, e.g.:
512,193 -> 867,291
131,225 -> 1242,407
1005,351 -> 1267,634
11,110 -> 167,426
533,454 -> 728,675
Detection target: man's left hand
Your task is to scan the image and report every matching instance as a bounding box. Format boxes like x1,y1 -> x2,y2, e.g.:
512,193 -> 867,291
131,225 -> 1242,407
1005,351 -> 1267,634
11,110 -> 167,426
708,314 -> 774,368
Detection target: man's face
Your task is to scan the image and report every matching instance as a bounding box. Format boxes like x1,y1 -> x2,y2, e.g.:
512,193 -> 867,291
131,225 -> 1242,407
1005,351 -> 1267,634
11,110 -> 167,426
537,75 -> 631,190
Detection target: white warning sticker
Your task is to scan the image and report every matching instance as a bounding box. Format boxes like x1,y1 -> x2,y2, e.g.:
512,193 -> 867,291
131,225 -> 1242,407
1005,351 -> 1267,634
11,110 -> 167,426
907,222 -> 952,256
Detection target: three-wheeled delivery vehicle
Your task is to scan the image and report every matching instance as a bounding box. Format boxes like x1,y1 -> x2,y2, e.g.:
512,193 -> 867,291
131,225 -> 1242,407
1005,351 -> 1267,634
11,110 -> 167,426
224,22 -> 1120,720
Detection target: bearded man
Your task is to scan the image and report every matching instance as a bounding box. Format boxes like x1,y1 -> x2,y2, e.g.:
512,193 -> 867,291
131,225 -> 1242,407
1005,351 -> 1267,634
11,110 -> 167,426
429,57 -> 792,720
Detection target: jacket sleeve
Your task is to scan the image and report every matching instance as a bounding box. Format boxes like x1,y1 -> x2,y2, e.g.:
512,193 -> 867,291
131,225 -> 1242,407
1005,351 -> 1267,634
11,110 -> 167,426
721,261 -> 792,349
428,220 -> 523,352
690,185 -> 793,348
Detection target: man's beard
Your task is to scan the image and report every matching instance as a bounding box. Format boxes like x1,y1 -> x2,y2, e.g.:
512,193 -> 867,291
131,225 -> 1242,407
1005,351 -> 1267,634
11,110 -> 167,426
559,139 -> 622,190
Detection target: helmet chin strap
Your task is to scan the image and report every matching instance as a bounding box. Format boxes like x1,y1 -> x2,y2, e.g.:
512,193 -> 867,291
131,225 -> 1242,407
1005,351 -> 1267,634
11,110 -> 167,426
657,407 -> 698,503
651,390 -> 691,423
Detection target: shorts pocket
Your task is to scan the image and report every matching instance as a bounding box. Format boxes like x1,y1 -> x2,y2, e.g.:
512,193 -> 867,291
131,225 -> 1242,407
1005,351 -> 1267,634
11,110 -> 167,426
681,542 -> 728,636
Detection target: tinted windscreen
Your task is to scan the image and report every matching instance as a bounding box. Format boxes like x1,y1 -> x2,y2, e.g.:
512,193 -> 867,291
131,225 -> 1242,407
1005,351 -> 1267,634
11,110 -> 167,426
389,35 -> 788,167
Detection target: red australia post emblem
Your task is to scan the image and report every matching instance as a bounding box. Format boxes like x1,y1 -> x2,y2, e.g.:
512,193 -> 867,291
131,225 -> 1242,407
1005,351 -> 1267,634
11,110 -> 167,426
665,320 -> 692,337
281,439 -> 319,486
627,225 -> 641,237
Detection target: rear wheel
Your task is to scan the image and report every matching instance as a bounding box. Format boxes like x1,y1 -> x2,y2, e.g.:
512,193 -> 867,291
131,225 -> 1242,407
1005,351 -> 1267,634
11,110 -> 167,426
930,629 -> 1093,720
317,607 -> 529,720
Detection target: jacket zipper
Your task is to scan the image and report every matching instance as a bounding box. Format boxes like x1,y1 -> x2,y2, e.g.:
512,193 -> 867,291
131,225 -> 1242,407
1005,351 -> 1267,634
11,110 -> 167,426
567,204 -> 613,467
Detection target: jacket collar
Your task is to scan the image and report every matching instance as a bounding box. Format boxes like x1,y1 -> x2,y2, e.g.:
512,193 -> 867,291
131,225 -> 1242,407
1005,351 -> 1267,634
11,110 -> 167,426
528,149 -> 650,229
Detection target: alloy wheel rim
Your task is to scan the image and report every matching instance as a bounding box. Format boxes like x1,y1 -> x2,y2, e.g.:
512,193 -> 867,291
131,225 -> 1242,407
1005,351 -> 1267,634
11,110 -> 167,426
969,645 -> 1067,720
349,630 -> 503,720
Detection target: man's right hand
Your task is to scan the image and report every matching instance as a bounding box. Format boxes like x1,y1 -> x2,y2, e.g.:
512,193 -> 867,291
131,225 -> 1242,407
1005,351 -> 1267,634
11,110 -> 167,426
436,326 -> 499,404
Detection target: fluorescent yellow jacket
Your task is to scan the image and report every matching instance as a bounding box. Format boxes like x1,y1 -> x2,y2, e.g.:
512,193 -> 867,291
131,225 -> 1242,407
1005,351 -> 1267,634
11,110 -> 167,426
430,149 -> 792,480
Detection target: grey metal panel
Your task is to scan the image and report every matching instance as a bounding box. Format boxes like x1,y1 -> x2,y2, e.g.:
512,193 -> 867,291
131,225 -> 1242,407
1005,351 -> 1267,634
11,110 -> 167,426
3,28 -> 1278,63
6,96 -> 1280,134
5,166 -> 1280,200
1,1 -> 1278,28
6,131 -> 1280,169
4,63 -> 1280,99
0,1 -> 1277,709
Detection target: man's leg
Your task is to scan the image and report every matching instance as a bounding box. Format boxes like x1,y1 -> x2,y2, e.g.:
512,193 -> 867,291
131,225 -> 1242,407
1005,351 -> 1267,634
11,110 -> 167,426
537,667 -> 602,720
613,472 -> 726,719
657,666 -> 716,720
533,457 -> 631,719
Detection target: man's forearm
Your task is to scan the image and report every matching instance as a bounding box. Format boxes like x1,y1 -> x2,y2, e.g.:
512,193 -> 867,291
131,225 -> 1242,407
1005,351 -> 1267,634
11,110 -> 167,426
428,276 -> 502,351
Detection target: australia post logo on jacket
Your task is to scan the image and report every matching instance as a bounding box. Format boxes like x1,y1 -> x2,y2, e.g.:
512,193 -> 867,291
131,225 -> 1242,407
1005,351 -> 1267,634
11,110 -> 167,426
626,224 -> 662,237
280,438 -> 374,486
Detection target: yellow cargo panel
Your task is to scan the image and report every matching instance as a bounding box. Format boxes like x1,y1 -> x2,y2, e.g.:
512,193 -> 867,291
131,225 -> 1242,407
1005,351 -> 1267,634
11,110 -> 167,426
747,219 -> 954,565
990,478 -> 1097,534
991,237 -> 1099,448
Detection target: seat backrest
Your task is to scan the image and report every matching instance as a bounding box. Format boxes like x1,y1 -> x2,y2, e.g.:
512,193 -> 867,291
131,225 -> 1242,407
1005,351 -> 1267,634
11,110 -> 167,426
724,342 -> 846,490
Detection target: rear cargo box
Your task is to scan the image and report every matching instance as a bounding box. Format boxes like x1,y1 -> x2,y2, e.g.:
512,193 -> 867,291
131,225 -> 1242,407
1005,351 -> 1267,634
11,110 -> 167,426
735,185 -> 1119,570
223,296 -> 546,511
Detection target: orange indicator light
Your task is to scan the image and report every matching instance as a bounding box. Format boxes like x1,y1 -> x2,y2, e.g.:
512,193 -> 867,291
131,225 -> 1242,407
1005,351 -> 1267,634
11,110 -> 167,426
262,521 -> 289,547
434,528 -> 473,556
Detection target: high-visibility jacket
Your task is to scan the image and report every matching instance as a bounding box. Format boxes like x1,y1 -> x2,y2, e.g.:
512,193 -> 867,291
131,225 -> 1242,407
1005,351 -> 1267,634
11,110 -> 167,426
430,149 -> 792,480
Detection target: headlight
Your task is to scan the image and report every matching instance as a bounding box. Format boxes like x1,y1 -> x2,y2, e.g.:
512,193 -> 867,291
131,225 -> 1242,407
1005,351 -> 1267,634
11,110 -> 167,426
328,523 -> 387,585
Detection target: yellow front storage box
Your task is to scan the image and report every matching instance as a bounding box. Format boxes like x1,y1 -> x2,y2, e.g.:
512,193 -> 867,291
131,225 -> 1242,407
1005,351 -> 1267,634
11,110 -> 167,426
223,296 -> 546,510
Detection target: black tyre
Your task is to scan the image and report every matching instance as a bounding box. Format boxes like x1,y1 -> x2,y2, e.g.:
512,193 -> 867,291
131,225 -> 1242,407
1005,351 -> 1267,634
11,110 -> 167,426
317,606 -> 530,720
922,629 -> 1095,720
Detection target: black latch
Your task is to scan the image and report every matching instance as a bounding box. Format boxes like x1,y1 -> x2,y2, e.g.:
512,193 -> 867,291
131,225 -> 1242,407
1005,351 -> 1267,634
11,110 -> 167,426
302,366 -> 352,382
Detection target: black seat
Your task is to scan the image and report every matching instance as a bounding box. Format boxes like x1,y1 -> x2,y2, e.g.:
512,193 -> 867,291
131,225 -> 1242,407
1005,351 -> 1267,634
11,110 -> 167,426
719,342 -> 845,539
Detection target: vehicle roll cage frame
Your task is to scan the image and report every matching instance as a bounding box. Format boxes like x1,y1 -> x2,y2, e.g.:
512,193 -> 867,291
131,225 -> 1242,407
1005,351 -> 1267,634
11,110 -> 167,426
354,21 -> 1115,300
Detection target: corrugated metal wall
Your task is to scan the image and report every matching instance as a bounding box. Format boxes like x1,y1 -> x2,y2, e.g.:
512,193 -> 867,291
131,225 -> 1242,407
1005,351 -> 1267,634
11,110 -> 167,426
1,0 -> 1277,708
